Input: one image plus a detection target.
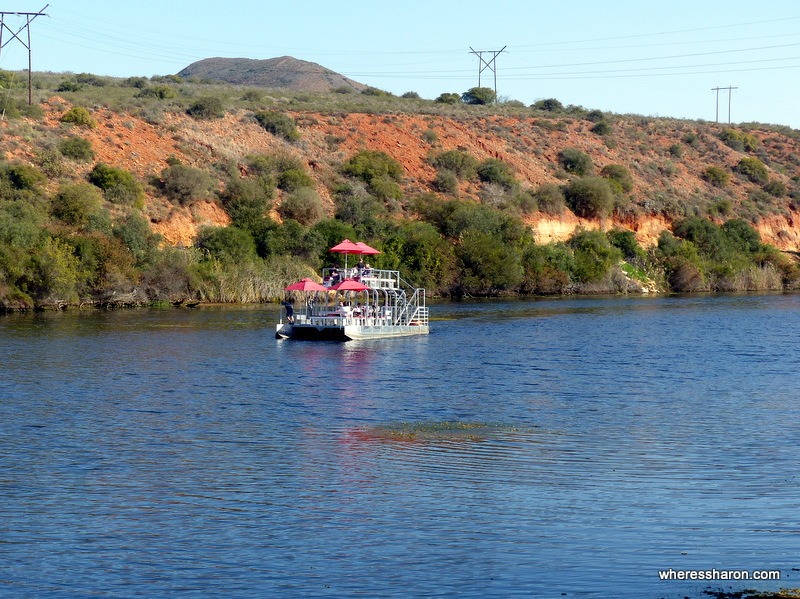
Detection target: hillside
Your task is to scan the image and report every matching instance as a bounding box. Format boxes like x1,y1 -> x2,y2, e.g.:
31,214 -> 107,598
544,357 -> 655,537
3,73 -> 800,308
178,56 -> 367,92
10,94 -> 800,251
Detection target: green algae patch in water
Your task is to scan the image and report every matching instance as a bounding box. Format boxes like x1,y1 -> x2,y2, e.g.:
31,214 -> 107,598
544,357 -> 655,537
352,421 -> 532,443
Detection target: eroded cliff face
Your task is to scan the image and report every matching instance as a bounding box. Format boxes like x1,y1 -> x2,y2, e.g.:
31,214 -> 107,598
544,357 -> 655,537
7,98 -> 800,251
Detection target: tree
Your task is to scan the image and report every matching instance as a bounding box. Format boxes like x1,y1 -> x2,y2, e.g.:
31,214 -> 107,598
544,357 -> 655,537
564,177 -> 614,218
461,87 -> 496,105
435,92 -> 461,104
558,148 -> 594,176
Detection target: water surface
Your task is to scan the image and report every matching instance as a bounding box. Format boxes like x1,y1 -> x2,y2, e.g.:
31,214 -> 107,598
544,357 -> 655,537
2,295 -> 799,597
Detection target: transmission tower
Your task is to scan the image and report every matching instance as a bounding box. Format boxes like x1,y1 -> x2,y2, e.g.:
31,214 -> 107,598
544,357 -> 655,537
0,5 -> 49,105
711,86 -> 738,124
469,46 -> 506,104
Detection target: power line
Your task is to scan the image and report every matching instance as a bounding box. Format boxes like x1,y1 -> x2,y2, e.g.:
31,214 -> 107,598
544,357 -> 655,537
712,86 -> 738,123
0,5 -> 49,104
469,46 -> 506,103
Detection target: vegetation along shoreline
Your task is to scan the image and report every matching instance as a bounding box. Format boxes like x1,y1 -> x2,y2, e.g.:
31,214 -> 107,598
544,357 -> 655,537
3,68 -> 800,313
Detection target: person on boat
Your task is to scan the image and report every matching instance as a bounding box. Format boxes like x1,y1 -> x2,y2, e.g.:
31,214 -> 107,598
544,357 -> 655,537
331,265 -> 341,285
355,259 -> 365,278
363,263 -> 372,277
282,300 -> 295,324
306,297 -> 314,317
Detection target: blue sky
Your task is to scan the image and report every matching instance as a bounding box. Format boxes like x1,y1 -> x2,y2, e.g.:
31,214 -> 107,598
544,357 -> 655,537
3,1 -> 800,128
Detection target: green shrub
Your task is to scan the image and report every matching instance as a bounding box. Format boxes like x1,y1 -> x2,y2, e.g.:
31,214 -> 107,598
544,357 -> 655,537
51,183 -> 104,228
135,85 -> 177,100
277,168 -> 314,192
702,166 -> 730,188
342,149 -> 403,185
433,170 -> 459,194
476,158 -> 516,190
564,177 -> 614,218
607,228 -> 645,261
158,163 -> 215,205
763,179 -> 787,197
186,96 -> 225,120
531,98 -> 564,112
461,87 -> 496,105
533,183 -> 566,215
113,212 -> 161,266
668,143 -> 683,158
429,149 -> 478,179
219,177 -> 274,237
599,164 -> 633,192
88,163 -> 144,206
590,121 -> 612,136
681,132 -> 700,148
59,106 -> 96,128
254,111 -> 300,142
2,163 -> 45,191
585,109 -> 605,122
58,136 -> 95,161
278,188 -> 324,225
719,128 -> 760,152
558,148 -> 594,176
34,148 -> 65,178
568,229 -> 622,283
734,157 -> 769,184
401,91 -> 421,99
435,92 -> 461,104
197,226 -> 257,263
456,229 -> 524,294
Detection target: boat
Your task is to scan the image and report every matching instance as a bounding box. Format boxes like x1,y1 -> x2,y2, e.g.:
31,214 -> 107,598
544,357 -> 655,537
275,240 -> 430,341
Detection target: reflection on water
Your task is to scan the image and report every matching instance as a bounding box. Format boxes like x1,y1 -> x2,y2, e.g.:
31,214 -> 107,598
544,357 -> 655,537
2,295 -> 800,598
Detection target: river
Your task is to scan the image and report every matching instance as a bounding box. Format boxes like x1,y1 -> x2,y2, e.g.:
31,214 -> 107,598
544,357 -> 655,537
2,293 -> 799,598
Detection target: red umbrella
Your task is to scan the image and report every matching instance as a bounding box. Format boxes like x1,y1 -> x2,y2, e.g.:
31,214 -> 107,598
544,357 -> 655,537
354,242 -> 381,255
329,239 -> 363,269
331,279 -> 370,292
284,278 -> 328,292
329,239 -> 362,254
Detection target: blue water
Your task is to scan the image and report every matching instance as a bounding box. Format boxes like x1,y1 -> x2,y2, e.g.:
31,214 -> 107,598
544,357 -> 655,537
2,294 -> 799,598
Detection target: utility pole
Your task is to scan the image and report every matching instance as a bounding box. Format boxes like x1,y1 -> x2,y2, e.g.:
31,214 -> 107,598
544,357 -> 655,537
0,5 -> 49,105
469,46 -> 506,104
711,85 -> 738,124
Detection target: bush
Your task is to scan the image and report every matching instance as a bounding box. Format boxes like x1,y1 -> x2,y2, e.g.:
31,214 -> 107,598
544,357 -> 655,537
558,148 -> 594,176
35,148 -> 65,178
433,170 -> 459,194
401,91 -> 421,99
159,163 -> 215,205
278,188 -> 324,225
254,111 -> 300,142
599,164 -> 633,193
476,158 -> 516,190
564,177 -> 614,218
734,157 -> 769,184
277,168 -> 314,192
429,149 -> 478,179
88,163 -> 144,206
532,98 -> 564,112
533,183 -> 566,215
135,85 -> 177,100
461,87 -> 496,105
568,229 -> 622,283
58,136 -> 95,161
719,128 -> 759,152
2,163 -> 45,191
607,228 -> 645,261
59,106 -> 96,128
197,226 -> 257,263
435,92 -> 461,104
590,121 -> 612,136
220,177 -> 274,237
342,149 -> 403,190
702,166 -> 730,188
763,179 -> 787,197
186,96 -> 225,120
51,183 -> 104,229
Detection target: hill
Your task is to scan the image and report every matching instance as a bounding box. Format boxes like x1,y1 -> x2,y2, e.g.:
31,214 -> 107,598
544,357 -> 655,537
177,56 -> 366,92
2,72 -> 800,308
